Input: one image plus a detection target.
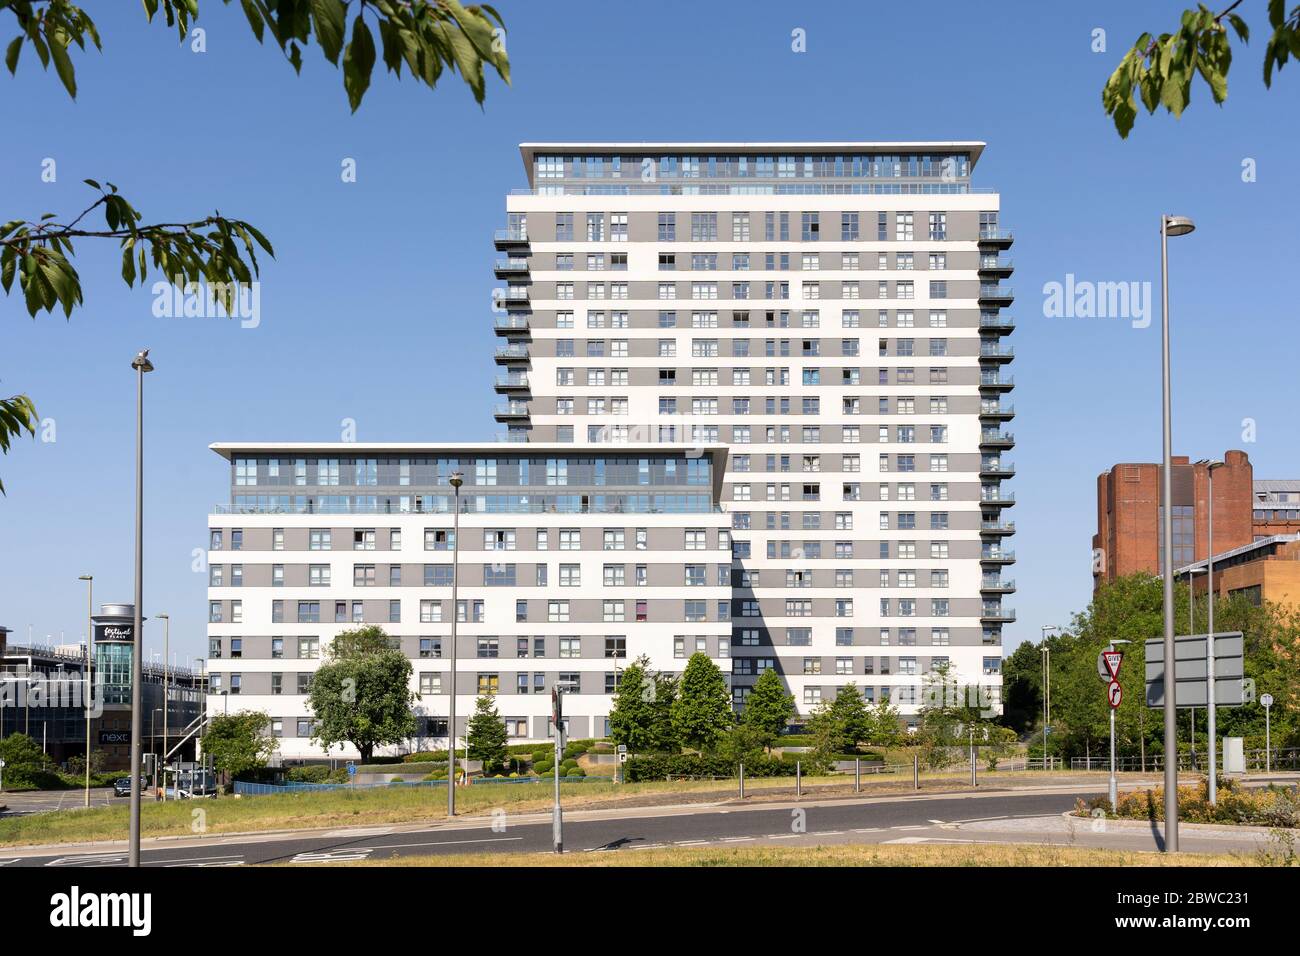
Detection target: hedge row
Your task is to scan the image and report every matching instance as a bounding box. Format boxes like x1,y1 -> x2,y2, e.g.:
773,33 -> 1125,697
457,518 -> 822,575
624,754 -> 807,782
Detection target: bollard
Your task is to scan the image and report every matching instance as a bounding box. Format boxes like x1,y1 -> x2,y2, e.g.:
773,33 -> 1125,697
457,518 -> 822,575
971,746 -> 977,788
796,760 -> 802,799
913,752 -> 920,791
739,762 -> 745,800
854,757 -> 861,793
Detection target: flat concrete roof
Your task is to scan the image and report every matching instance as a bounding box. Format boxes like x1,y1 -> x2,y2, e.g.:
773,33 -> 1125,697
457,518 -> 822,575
519,141 -> 987,182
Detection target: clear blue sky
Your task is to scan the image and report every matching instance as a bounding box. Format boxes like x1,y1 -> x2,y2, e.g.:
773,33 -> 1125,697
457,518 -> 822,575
1,1 -> 1296,668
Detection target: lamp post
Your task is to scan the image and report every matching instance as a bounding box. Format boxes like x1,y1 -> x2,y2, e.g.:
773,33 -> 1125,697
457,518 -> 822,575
1196,458 -> 1226,804
78,574 -> 93,807
156,613 -> 169,802
129,348 -> 154,868
1040,625 -> 1059,769
447,471 -> 463,817
1159,215 -> 1195,852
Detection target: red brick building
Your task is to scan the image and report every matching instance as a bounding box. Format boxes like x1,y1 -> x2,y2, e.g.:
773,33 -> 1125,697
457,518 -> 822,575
1092,450 -> 1256,587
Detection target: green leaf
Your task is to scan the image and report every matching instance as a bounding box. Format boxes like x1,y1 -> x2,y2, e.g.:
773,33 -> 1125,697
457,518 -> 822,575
311,0 -> 347,64
49,37 -> 76,98
342,14 -> 376,112
4,35 -> 22,75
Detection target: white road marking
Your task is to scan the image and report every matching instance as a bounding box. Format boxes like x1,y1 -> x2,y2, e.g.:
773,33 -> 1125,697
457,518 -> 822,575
816,830 -> 844,836
369,837 -> 522,851
768,833 -> 799,839
719,837 -> 754,843
893,825 -> 928,831
144,854 -> 244,866
323,827 -> 394,838
45,853 -> 128,867
883,837 -> 932,844
853,827 -> 884,833
291,848 -> 374,864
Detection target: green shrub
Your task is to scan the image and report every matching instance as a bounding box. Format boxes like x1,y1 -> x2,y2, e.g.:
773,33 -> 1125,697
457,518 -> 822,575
530,750 -> 551,765
623,753 -> 803,782
565,767 -> 586,778
404,750 -> 448,762
0,766 -> 64,791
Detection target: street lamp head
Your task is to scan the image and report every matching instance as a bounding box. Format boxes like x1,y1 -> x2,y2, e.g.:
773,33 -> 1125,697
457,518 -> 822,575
78,574 -> 92,581
1196,458 -> 1225,471
131,349 -> 155,373
156,613 -> 168,620
449,471 -> 464,489
1163,215 -> 1196,237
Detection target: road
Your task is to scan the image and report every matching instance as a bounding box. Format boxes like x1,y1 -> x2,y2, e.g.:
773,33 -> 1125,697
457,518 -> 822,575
0,788 -> 116,817
0,781 -> 1274,866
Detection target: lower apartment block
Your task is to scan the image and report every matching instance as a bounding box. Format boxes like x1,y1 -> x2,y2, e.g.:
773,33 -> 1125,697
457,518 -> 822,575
206,443 -> 731,759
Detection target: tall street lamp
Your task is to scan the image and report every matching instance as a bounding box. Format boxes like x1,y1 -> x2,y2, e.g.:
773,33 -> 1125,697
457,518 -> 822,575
1197,458 -> 1226,804
78,574 -> 93,808
129,347 -> 154,867
156,612 -> 170,803
1040,625 -> 1059,769
1159,215 -> 1195,852
447,471 -> 463,817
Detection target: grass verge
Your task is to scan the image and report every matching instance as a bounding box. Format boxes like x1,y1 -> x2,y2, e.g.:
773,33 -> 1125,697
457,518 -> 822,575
319,842 -> 1252,868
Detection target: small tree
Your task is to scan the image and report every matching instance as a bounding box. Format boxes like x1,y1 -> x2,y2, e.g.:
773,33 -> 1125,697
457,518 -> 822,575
741,667 -> 795,751
609,655 -> 680,753
831,683 -> 871,753
671,653 -> 734,754
609,656 -> 657,753
328,623 -> 394,659
466,695 -> 509,775
868,697 -> 904,749
717,723 -> 766,770
204,711 -> 275,783
307,625 -> 416,763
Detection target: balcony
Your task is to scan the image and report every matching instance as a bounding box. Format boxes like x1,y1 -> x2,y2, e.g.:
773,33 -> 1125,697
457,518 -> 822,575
493,228 -> 529,251
979,344 -> 1014,363
979,402 -> 1015,421
978,285 -> 1015,305
980,518 -> 1016,535
978,228 -> 1014,248
980,460 -> 1016,478
495,430 -> 530,443
494,258 -> 530,278
495,287 -> 531,310
493,373 -> 530,393
981,577 -> 1017,593
494,344 -> 531,364
978,313 -> 1015,334
493,315 -> 530,336
493,402 -> 530,421
979,373 -> 1015,392
981,606 -> 1017,623
981,549 -> 1016,564
978,257 -> 1014,277
980,489 -> 1016,507
980,430 -> 1015,449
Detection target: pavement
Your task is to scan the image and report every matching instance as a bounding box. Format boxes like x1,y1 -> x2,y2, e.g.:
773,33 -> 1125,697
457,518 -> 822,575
0,776 -> 1285,866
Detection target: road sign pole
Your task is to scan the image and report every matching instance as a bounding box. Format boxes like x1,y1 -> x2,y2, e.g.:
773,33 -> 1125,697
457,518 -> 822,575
1109,702 -> 1117,807
1261,694 -> 1274,773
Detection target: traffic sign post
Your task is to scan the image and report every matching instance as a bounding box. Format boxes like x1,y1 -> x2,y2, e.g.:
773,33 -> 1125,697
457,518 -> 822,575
1103,648 -> 1125,808
1261,693 -> 1274,773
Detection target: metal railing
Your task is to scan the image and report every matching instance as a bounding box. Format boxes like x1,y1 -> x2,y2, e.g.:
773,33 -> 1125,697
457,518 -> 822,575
979,285 -> 1015,299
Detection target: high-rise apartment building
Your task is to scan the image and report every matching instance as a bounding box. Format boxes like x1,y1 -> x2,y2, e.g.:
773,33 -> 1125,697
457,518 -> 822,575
206,443 -> 731,757
495,143 -> 1014,721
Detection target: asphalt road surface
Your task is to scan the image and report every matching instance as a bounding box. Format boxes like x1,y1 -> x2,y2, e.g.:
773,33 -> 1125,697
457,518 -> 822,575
0,782 -> 1273,867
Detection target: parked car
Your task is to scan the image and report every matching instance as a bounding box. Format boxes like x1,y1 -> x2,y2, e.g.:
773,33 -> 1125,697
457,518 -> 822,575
112,776 -> 147,797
